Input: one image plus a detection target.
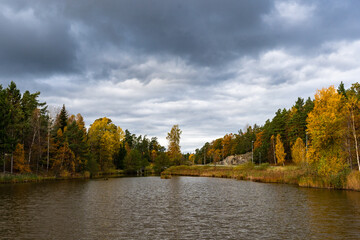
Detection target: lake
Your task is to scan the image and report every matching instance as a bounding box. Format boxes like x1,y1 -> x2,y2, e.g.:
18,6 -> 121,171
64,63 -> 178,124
1,177 -> 360,239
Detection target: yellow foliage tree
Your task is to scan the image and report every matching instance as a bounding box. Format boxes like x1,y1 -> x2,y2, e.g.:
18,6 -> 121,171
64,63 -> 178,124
291,137 -> 305,165
166,124 -> 182,165
275,134 -> 286,166
88,117 -> 124,171
51,141 -> 76,175
208,148 -> 221,165
306,86 -> 346,177
13,143 -> 31,173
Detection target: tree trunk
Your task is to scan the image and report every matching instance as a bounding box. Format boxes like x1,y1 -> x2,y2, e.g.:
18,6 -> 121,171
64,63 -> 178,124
350,107 -> 360,171
11,153 -> 13,174
347,114 -> 353,169
28,127 -> 37,164
61,144 -> 65,169
47,124 -> 50,173
37,124 -> 41,174
3,153 -> 5,173
203,149 -> 205,165
273,138 -> 276,165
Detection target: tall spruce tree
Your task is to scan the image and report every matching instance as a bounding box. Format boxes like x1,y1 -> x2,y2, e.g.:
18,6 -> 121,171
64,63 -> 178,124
58,104 -> 68,132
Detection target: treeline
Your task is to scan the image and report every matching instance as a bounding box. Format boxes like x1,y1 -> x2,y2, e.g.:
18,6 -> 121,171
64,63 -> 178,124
193,96 -> 313,165
0,82 -> 185,177
193,82 -> 360,178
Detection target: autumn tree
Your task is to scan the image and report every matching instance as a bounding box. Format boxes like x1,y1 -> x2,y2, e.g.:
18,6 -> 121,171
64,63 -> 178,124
254,131 -> 263,150
51,128 -> 76,175
13,143 -> 30,173
344,83 -> 360,171
211,149 -> 221,165
50,105 -> 71,174
275,134 -> 286,166
166,125 -> 182,165
54,142 -> 76,175
88,117 -> 124,171
306,86 -> 347,177
253,131 -> 266,164
222,134 -> 233,159
291,137 -> 305,165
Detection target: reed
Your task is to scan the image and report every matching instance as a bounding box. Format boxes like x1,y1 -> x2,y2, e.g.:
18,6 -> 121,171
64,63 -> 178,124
346,171 -> 360,191
162,165 -> 360,191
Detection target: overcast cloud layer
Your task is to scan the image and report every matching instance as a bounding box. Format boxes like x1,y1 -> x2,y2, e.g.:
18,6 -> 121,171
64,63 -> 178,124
1,0 -> 360,152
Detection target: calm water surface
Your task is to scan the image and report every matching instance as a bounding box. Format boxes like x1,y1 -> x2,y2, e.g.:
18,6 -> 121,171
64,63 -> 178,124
0,177 -> 360,239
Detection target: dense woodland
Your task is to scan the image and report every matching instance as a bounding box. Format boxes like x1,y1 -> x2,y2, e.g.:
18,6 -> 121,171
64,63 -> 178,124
0,82 -> 185,176
2,81 -> 360,180
193,82 -> 360,179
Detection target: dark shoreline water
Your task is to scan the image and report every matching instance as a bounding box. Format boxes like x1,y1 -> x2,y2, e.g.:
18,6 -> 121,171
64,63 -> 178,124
1,176 -> 360,239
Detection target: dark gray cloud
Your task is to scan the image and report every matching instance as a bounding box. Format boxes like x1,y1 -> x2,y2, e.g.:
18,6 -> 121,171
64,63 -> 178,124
2,0 -> 359,78
0,1 -> 78,77
1,0 -> 360,151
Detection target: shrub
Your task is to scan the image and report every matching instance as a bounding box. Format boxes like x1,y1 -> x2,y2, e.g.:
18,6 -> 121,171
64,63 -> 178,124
234,162 -> 254,171
84,171 -> 91,178
346,171 -> 360,191
255,163 -> 270,170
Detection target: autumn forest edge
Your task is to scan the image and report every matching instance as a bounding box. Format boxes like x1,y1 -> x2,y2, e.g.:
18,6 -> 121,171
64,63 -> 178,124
1,81 -> 360,186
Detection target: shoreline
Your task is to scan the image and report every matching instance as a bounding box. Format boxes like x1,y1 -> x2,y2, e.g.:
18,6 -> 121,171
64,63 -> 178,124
2,164 -> 359,192
0,170 -> 125,184
161,164 -> 360,191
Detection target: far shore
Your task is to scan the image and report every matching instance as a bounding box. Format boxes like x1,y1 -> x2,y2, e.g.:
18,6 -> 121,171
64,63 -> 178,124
0,170 -> 125,184
2,164 -> 360,192
161,164 -> 360,192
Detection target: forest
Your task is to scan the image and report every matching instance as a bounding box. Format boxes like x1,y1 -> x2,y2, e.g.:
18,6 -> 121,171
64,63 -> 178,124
193,82 -> 360,182
1,81 -> 360,184
0,81 -> 185,177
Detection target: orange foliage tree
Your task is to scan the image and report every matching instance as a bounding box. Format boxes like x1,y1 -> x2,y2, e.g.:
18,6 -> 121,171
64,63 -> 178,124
13,143 -> 31,173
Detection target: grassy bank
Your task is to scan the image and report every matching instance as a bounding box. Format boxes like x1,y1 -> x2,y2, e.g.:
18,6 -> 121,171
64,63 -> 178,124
0,170 -> 125,184
161,163 -> 360,191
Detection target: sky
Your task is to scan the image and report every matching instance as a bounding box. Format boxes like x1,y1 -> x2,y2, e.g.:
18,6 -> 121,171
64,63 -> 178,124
1,0 -> 360,152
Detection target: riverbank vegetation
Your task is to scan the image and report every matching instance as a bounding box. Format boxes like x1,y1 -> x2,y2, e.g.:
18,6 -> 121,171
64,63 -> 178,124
2,80 -> 360,190
0,82 -> 184,183
0,170 -> 125,184
191,82 -> 360,190
162,164 -> 304,184
162,164 -> 360,191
